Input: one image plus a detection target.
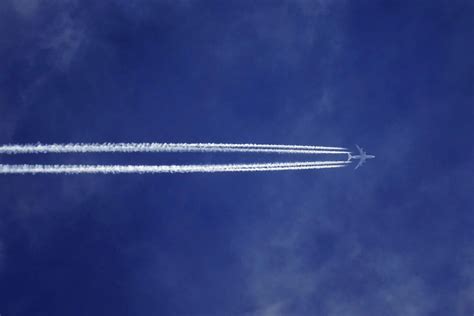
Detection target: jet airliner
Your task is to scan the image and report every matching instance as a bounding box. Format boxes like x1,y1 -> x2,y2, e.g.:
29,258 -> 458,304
347,145 -> 375,169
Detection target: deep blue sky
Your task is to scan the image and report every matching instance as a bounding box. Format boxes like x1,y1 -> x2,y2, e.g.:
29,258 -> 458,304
0,1 -> 473,315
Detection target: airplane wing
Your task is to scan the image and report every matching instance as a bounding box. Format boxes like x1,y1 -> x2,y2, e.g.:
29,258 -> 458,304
355,144 -> 363,155
355,158 -> 365,169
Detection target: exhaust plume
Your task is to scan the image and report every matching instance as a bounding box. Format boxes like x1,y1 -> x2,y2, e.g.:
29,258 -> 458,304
0,143 -> 348,155
0,161 -> 348,174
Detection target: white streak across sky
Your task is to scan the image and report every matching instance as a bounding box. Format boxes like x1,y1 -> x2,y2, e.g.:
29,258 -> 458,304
0,142 -> 351,175
0,161 -> 349,174
0,143 -> 348,155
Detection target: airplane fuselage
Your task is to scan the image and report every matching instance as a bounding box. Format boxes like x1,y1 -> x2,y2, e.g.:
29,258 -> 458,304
351,155 -> 375,160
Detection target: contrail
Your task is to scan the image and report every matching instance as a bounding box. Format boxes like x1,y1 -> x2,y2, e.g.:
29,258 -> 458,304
0,143 -> 349,155
0,161 -> 348,174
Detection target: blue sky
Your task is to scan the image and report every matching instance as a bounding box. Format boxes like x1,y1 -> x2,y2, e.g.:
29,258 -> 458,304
0,1 -> 473,315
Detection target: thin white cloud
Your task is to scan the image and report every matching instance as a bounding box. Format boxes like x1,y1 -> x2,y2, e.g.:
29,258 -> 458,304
456,249 -> 474,314
10,0 -> 41,18
215,1 -> 345,69
41,13 -> 85,71
9,0 -> 85,71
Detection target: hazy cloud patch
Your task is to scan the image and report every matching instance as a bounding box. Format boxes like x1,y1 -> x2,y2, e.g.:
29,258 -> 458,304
457,248 -> 474,314
215,1 -> 345,69
40,12 -> 86,71
10,0 -> 41,17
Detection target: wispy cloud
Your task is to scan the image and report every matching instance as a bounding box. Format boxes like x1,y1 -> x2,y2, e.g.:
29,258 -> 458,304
457,247 -> 474,314
215,1 -> 345,69
0,0 -> 85,143
9,0 -> 42,18
9,0 -> 85,70
40,12 -> 85,71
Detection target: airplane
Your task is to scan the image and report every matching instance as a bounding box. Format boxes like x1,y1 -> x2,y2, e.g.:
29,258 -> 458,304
347,145 -> 375,169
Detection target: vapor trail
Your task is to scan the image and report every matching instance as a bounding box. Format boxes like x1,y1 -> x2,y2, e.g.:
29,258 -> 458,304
0,161 -> 348,174
0,143 -> 348,155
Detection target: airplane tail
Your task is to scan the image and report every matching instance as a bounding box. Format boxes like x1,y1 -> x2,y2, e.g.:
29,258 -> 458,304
346,152 -> 352,161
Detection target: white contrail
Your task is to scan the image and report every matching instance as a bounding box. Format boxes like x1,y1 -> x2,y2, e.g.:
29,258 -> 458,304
0,161 -> 348,174
0,143 -> 349,155
170,143 -> 347,150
